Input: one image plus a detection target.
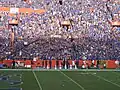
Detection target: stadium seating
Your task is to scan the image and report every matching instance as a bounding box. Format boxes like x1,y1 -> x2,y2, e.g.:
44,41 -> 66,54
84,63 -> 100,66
0,0 -> 119,61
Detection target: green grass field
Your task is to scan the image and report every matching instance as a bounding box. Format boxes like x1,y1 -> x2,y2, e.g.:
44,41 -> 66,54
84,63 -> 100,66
0,69 -> 120,90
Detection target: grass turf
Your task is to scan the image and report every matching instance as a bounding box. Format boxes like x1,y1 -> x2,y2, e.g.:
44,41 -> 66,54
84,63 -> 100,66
0,69 -> 120,90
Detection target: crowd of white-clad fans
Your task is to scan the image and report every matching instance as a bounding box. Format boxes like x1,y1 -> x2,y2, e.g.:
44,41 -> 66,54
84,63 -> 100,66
0,0 -> 120,60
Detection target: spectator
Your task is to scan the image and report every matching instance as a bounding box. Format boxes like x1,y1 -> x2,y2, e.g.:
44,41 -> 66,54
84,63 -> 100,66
0,0 -> 119,61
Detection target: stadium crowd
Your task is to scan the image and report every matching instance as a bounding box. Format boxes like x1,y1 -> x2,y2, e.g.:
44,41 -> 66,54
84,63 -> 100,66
0,0 -> 120,60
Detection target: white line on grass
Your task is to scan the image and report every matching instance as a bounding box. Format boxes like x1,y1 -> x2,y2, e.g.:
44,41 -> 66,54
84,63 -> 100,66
112,72 -> 120,76
91,73 -> 120,88
59,70 -> 85,90
32,70 -> 43,90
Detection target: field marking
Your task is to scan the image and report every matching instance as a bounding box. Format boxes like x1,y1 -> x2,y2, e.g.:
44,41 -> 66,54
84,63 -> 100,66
0,88 -> 23,90
91,73 -> 120,88
112,72 -> 120,76
32,71 -> 43,90
10,82 -> 23,86
59,70 -> 85,90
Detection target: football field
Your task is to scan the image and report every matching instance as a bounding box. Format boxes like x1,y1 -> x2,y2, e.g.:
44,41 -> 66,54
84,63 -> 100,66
0,69 -> 120,90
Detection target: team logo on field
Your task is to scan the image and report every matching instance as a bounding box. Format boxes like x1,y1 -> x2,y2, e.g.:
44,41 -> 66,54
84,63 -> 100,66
0,73 -> 23,90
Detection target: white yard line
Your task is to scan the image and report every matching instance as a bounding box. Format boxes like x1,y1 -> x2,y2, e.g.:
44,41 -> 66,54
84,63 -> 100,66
91,73 -> 120,88
59,70 -> 85,90
112,72 -> 120,76
32,70 -> 43,90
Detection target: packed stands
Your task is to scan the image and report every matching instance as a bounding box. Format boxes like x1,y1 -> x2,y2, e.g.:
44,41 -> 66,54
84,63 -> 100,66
0,0 -> 120,61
